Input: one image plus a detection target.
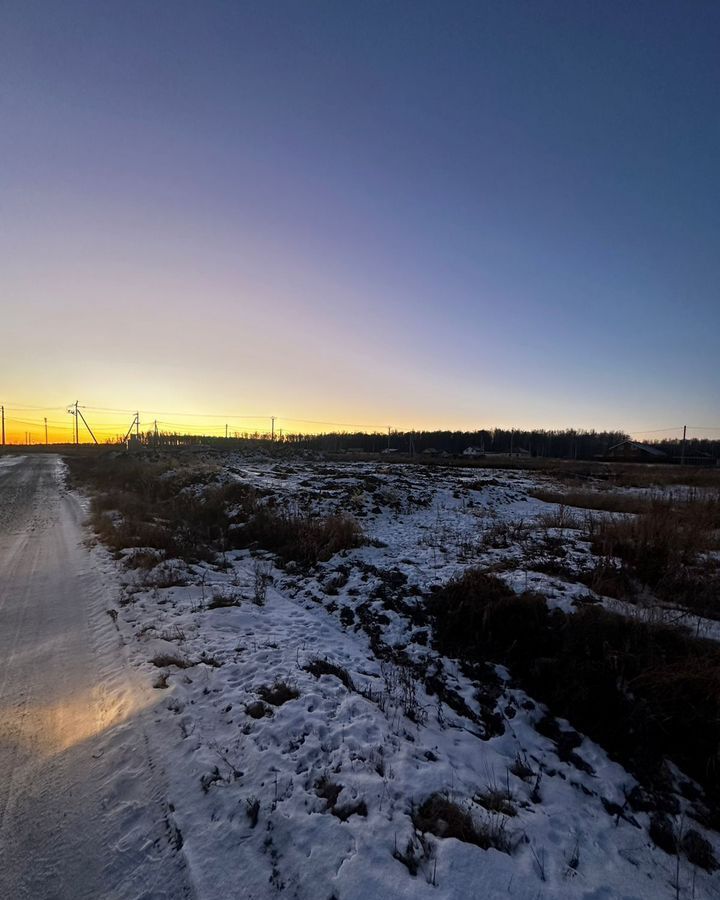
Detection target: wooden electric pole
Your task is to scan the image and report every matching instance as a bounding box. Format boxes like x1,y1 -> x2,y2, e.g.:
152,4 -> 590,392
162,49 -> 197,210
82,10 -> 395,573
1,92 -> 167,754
44,417 -> 48,445
681,425 -> 687,465
76,408 -> 98,444
1,405 -> 4,446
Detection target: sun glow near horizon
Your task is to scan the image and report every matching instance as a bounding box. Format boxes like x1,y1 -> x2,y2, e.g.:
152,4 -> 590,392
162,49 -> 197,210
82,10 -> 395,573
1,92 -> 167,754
1,3 -> 719,437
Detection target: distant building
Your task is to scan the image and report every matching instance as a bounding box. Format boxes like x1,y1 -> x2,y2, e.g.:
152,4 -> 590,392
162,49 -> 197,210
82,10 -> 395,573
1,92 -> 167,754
462,446 -> 485,458
605,440 -> 667,461
485,447 -> 530,458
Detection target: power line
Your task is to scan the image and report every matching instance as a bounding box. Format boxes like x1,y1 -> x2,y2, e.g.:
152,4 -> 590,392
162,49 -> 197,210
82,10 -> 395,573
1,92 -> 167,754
80,405 -> 391,430
627,426 -> 684,434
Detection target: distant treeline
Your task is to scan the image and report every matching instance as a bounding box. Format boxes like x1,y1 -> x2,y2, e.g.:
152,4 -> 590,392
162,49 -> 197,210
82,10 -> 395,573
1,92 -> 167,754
125,429 -> 719,461
282,428 -> 630,458
650,437 -> 720,460
134,428 -> 625,459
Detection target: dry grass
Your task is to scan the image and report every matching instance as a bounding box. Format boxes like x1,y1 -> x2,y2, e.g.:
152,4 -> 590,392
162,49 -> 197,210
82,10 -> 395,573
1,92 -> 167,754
474,788 -> 517,817
609,465 -> 720,490
533,484 -> 720,616
150,652 -> 191,669
531,488 -> 651,515
69,451 -> 363,568
315,776 -> 343,808
589,496 -> 720,616
413,794 -> 512,853
238,508 -> 363,567
303,657 -> 355,691
429,569 -> 720,803
207,587 -> 243,609
258,681 -> 299,706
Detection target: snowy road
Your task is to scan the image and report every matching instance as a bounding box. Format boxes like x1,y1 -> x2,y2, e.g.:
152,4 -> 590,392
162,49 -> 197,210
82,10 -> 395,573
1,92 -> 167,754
0,455 -> 194,900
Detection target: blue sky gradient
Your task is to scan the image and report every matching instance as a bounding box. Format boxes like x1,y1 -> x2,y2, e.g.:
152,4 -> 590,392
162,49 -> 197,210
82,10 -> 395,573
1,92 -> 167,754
1,1 -> 718,436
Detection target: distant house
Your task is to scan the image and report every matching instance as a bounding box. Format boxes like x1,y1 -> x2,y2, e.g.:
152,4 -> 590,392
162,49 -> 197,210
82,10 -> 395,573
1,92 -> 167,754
606,441 -> 667,461
463,446 -> 485,458
381,447 -> 399,455
485,447 -> 531,458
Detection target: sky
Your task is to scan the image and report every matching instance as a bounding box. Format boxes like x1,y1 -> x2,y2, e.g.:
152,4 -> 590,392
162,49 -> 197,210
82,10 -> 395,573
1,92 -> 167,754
1,1 -> 719,442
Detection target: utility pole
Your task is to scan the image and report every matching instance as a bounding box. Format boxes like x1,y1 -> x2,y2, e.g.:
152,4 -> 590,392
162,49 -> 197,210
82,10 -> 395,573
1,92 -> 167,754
68,403 -> 78,444
76,408 -> 99,444
681,424 -> 687,465
1,405 -> 5,446
271,416 -> 275,441
387,425 -> 391,450
122,413 -> 138,444
225,423 -> 228,440
135,411 -> 140,441
75,400 -> 79,445
44,417 -> 48,445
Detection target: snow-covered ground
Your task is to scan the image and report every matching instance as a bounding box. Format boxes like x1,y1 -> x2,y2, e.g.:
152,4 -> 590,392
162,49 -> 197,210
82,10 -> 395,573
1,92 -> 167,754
85,453 -> 720,900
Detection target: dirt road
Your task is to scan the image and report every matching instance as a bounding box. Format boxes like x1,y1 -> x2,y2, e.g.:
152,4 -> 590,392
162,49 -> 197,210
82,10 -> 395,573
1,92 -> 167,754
0,454 -> 193,900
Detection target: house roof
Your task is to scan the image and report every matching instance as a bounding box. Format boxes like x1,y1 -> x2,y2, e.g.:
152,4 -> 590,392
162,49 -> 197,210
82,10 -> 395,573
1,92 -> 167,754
607,440 -> 666,457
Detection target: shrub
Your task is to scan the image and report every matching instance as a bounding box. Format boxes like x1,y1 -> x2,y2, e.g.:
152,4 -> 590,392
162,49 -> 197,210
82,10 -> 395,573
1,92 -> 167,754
682,829 -> 718,871
73,452 -> 363,568
71,452 -> 259,564
428,569 -> 547,659
238,508 -> 363,566
429,570 -> 720,802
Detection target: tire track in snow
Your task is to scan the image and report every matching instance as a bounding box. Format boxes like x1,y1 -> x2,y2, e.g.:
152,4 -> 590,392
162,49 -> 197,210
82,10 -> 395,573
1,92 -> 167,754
0,455 -> 196,900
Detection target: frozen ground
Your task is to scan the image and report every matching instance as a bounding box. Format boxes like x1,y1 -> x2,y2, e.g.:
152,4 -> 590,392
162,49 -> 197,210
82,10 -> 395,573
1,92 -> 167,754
85,453 -> 719,900
0,455 -> 194,900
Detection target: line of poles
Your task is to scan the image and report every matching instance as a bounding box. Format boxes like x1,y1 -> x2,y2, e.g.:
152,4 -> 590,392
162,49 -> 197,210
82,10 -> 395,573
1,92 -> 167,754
0,404 -> 387,446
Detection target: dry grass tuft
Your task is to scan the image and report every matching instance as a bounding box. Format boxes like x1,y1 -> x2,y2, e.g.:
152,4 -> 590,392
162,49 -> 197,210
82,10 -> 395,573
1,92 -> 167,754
150,653 -> 191,669
413,794 -> 512,853
258,680 -> 299,707
303,657 -> 355,691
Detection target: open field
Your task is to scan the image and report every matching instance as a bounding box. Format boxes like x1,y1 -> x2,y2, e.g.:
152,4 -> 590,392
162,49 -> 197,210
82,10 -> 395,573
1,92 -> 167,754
62,447 -> 720,899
